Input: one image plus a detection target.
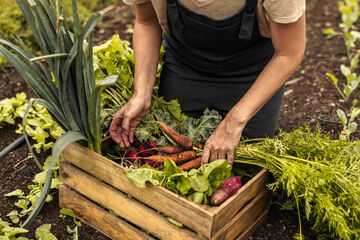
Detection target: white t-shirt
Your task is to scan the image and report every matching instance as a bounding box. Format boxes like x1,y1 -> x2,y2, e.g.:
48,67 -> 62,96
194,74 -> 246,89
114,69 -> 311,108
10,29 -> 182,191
123,0 -> 306,37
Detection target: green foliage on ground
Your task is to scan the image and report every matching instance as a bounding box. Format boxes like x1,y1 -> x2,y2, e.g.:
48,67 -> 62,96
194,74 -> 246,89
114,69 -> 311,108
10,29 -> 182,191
0,93 -> 63,153
0,0 -> 118,68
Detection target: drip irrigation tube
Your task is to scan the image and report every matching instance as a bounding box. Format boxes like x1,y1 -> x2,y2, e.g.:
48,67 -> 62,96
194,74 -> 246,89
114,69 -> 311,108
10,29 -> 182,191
0,135 -> 26,160
317,114 -> 360,125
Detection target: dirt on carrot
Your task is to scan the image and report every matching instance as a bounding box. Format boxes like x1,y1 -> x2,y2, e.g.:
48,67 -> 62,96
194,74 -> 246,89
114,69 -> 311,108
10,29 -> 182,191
179,157 -> 202,171
144,150 -> 197,163
155,146 -> 184,154
156,121 -> 193,149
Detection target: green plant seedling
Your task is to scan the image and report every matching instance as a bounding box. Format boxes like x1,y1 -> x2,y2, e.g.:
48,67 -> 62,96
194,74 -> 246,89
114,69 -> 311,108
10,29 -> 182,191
337,99 -> 360,140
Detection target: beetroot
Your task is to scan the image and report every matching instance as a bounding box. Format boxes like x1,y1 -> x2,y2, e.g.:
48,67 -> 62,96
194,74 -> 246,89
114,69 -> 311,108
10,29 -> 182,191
210,176 -> 242,206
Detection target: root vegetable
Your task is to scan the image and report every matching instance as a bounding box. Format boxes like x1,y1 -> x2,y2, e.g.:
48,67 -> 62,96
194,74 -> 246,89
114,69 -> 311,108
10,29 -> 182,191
156,121 -> 193,149
126,147 -> 140,163
210,176 -> 242,206
138,141 -> 157,157
193,143 -> 204,149
144,150 -> 197,163
179,157 -> 202,171
156,146 -> 184,154
144,159 -> 160,168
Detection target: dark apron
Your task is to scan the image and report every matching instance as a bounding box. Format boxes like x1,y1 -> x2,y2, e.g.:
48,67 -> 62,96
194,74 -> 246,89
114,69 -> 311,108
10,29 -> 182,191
158,0 -> 284,139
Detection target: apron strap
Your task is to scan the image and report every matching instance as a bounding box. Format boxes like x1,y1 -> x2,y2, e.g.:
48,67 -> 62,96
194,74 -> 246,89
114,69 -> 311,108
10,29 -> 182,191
167,0 -> 184,32
238,0 -> 257,40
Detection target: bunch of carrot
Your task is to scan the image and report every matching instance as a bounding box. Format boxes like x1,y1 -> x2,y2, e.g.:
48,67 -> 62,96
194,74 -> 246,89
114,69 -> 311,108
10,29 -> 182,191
126,121 -> 203,171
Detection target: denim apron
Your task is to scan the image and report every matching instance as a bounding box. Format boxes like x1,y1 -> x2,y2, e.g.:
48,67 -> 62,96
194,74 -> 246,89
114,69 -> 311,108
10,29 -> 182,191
158,0 -> 284,138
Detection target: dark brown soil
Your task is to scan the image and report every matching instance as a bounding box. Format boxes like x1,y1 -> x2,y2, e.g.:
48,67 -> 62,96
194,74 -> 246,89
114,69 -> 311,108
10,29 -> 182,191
1,0 -> 359,239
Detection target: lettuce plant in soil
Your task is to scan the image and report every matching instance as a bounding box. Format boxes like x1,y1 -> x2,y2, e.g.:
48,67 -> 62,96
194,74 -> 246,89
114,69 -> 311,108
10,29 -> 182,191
0,0 -> 117,227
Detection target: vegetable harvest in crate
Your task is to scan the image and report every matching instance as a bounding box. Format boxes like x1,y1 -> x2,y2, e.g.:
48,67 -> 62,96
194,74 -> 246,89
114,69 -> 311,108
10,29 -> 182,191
114,110 -> 360,239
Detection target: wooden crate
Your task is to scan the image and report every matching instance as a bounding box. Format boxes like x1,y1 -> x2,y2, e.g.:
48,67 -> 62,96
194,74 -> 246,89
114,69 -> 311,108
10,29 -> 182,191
59,143 -> 270,240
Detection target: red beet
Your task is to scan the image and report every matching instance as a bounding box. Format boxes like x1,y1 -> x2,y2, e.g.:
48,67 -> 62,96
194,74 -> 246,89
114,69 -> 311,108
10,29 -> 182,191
210,176 -> 242,206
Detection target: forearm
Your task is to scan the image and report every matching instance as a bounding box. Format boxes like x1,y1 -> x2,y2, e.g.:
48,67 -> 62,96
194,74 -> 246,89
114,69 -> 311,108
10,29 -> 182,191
226,14 -> 306,131
226,53 -> 304,129
132,4 -> 162,105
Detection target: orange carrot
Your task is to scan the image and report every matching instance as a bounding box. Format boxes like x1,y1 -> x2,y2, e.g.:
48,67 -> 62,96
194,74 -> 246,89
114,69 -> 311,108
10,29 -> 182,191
179,157 -> 202,171
156,121 -> 193,149
193,143 -> 204,149
155,146 -> 184,154
144,150 -> 196,163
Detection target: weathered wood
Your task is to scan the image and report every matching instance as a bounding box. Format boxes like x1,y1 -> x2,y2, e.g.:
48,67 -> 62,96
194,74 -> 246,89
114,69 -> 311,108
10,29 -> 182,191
211,169 -> 269,235
211,190 -> 270,240
59,185 -> 153,240
60,143 -> 214,238
59,161 -> 204,240
236,210 -> 269,240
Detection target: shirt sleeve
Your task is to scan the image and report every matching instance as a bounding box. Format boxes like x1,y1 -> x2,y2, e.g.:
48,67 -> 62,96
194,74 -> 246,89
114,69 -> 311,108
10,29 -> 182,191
123,0 -> 151,5
263,0 -> 306,24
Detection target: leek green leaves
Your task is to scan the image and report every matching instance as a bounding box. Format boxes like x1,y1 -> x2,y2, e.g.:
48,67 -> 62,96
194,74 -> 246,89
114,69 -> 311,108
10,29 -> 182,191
0,0 -> 117,227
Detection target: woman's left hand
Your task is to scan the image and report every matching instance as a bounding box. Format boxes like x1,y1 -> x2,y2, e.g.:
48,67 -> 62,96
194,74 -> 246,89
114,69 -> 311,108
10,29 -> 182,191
201,116 -> 244,165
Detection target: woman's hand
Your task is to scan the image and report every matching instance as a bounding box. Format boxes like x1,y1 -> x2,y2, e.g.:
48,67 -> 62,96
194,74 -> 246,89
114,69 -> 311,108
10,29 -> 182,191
109,97 -> 150,148
201,115 -> 245,165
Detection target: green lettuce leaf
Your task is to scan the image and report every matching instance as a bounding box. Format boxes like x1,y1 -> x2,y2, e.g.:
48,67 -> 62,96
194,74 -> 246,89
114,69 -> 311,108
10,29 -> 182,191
125,166 -> 165,188
125,158 -> 231,204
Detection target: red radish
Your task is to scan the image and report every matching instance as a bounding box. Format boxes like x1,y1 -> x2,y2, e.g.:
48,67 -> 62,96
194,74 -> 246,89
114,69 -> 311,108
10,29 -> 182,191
148,141 -> 156,149
210,176 -> 242,206
126,147 -> 140,163
138,141 -> 157,157
144,159 -> 160,168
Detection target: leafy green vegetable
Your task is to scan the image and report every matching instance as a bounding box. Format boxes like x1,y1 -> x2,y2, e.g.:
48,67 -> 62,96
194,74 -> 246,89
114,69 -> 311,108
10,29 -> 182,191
0,218 -> 28,239
4,156 -> 60,224
134,109 -> 179,146
59,209 -> 81,227
134,108 -> 222,146
95,35 -> 187,137
0,93 -> 63,153
35,224 -> 57,240
125,159 -> 231,204
179,108 -> 222,144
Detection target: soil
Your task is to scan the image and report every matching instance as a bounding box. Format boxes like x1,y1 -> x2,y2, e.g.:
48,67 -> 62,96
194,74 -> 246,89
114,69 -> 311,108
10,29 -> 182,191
0,0 -> 359,239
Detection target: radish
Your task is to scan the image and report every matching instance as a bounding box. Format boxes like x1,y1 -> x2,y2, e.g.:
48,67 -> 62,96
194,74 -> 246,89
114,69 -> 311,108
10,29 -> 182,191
126,147 -> 140,163
210,176 -> 242,206
138,141 -> 157,157
144,159 -> 160,168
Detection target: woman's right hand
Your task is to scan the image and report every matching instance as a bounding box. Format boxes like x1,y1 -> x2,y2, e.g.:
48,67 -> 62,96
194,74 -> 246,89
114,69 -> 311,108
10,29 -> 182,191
109,97 -> 150,148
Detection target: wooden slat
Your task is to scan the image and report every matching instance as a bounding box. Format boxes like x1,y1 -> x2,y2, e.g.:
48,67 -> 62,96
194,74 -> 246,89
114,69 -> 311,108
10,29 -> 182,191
212,169 -> 269,235
59,185 -> 153,240
60,143 -> 214,238
236,210 -> 269,240
59,161 -> 204,240
211,190 -> 270,240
